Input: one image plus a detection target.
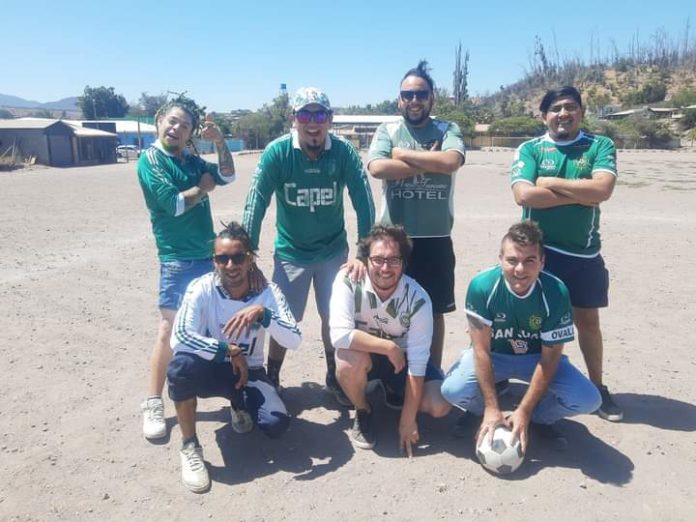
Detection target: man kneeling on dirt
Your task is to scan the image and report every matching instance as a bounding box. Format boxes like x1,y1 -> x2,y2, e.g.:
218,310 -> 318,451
329,224 -> 451,456
167,222 -> 301,492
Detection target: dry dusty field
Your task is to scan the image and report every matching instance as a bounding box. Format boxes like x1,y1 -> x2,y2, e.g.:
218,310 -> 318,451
1,149 -> 695,521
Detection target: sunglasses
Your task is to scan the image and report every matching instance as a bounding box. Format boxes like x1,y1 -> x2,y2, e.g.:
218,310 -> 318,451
294,109 -> 331,124
400,90 -> 430,102
369,256 -> 403,267
214,252 -> 249,265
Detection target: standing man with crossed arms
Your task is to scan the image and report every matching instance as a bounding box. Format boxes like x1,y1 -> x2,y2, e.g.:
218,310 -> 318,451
367,60 -> 466,372
511,86 -> 622,421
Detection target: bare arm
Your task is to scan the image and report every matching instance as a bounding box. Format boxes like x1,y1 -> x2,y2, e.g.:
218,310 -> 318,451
535,171 -> 616,205
512,181 -> 581,209
201,115 -> 235,177
508,343 -> 563,451
470,314 -> 506,445
392,147 -> 463,175
399,375 -> 424,458
368,158 -> 423,180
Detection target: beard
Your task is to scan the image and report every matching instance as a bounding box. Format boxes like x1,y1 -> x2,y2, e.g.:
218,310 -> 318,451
401,106 -> 430,126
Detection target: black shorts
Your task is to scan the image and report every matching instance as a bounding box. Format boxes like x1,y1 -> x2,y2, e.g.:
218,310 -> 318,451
367,354 -> 444,397
543,248 -> 609,308
405,236 -> 456,314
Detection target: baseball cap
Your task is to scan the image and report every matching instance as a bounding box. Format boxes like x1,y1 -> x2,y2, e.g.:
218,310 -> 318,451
292,87 -> 331,112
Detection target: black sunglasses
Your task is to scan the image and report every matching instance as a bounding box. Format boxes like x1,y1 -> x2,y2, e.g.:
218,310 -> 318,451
214,252 -> 249,265
294,109 -> 331,124
400,90 -> 430,102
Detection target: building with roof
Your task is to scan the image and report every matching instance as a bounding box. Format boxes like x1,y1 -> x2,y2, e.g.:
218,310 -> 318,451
331,115 -> 402,148
0,118 -> 117,167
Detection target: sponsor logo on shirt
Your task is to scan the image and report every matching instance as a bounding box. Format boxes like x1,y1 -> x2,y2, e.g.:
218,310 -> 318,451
540,159 -> 556,171
283,181 -> 337,212
548,325 -> 574,341
494,312 -> 507,322
509,339 -> 529,354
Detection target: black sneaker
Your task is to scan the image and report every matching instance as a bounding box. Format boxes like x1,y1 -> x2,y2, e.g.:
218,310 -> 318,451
350,408 -> 376,449
325,372 -> 352,407
381,383 -> 404,410
597,385 -> 624,422
452,411 -> 480,438
495,380 -> 511,397
531,422 -> 568,450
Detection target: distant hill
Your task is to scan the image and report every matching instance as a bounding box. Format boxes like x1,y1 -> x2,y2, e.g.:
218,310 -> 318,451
0,93 -> 79,111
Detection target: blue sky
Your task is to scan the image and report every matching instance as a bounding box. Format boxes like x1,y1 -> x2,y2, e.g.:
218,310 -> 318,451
1,0 -> 694,111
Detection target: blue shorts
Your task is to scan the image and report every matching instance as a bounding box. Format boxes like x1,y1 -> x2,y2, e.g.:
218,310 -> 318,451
158,259 -> 213,310
167,352 -> 289,437
405,237 -> 456,314
367,354 -> 443,397
542,248 -> 609,308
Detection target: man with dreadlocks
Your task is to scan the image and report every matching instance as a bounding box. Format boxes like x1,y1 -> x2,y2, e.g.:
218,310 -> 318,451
137,100 -> 237,440
166,221 -> 301,492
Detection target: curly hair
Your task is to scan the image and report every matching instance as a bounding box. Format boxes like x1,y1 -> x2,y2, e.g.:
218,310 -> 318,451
358,224 -> 412,262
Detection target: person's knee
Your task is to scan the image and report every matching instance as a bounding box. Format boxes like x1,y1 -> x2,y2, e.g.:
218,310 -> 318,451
574,308 -> 601,333
579,383 -> 602,414
335,350 -> 370,381
423,396 -> 452,418
259,412 -> 290,439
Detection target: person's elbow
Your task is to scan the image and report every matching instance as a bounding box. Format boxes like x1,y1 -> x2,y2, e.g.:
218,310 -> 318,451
367,159 -> 389,179
512,185 -> 530,206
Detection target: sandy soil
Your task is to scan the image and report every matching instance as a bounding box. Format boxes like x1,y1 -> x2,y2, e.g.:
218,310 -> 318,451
1,149 -> 695,521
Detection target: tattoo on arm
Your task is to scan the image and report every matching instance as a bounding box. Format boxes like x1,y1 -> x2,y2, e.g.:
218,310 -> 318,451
216,142 -> 235,176
467,315 -> 486,330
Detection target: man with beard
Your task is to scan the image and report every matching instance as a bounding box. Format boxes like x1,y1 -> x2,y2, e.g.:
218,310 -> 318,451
243,87 -> 375,405
367,61 -> 466,375
511,86 -> 622,422
167,222 -> 301,492
330,225 -> 451,454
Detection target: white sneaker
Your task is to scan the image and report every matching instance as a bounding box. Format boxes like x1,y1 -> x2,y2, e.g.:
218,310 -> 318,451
180,442 -> 209,493
230,406 -> 254,434
141,397 -> 166,439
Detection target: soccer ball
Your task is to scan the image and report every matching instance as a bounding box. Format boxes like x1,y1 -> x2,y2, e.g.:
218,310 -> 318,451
476,426 -> 525,474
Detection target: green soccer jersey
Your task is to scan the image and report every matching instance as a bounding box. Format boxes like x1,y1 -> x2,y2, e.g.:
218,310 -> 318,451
367,118 -> 466,238
242,131 -> 375,263
465,266 -> 574,355
137,143 -> 229,262
511,131 -> 617,257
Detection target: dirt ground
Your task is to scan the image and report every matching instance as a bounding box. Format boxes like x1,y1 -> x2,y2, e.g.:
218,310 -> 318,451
1,149 -> 695,521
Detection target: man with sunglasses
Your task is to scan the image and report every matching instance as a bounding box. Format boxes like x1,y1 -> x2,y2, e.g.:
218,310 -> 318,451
511,86 -> 622,422
367,60 -> 466,372
167,221 -> 301,492
329,225 -> 451,455
243,87 -> 375,405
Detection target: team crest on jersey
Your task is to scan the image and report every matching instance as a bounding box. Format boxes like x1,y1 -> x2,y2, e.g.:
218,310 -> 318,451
574,155 -> 590,175
529,315 -> 542,331
399,313 -> 411,329
509,339 -> 529,354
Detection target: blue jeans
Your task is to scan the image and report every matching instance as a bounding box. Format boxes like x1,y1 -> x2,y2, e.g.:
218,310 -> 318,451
441,349 -> 601,425
158,259 -> 213,310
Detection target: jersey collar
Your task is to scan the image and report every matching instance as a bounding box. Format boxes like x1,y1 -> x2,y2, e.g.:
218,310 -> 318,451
543,130 -> 585,146
291,129 -> 332,152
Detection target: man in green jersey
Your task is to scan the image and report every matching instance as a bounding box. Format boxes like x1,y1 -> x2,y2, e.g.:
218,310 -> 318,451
242,87 -> 375,404
137,101 -> 236,440
511,86 -> 622,422
441,221 -> 601,452
367,60 -> 466,371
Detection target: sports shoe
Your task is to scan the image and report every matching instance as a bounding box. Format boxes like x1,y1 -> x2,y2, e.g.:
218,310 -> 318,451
495,380 -> 511,397
141,397 -> 166,439
230,406 -> 254,434
325,371 -> 352,407
180,441 -> 209,493
452,411 -> 480,438
597,385 -> 624,422
350,408 -> 376,449
381,383 -> 404,410
531,422 -> 568,450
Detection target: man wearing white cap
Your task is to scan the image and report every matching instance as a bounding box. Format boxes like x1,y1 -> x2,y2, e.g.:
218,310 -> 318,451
243,87 -> 375,404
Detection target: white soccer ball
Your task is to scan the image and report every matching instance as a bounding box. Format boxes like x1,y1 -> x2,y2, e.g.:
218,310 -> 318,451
476,426 -> 525,474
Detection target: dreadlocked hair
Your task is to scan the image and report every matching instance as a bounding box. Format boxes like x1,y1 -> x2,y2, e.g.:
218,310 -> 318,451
216,221 -> 257,256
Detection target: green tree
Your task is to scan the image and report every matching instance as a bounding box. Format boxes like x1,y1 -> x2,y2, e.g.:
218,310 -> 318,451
679,108 -> 696,130
453,43 -> 469,108
78,85 -> 129,119
233,112 -> 271,149
28,109 -> 55,118
671,87 -> 696,107
489,116 -> 545,137
138,92 -> 169,117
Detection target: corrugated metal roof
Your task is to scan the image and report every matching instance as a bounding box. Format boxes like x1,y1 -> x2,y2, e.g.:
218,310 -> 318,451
71,126 -> 117,137
0,118 -> 59,129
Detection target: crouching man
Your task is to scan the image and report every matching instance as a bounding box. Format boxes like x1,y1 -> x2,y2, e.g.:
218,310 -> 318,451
329,225 -> 451,456
167,222 -> 301,492
441,221 -> 600,452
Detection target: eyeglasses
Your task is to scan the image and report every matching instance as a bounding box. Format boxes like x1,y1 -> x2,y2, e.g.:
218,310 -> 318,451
400,90 -> 430,102
547,102 -> 580,113
294,109 -> 331,124
214,252 -> 249,265
369,256 -> 403,267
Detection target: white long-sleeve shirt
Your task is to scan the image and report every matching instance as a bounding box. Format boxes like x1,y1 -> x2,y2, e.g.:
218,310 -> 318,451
329,269 -> 433,376
171,273 -> 301,369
